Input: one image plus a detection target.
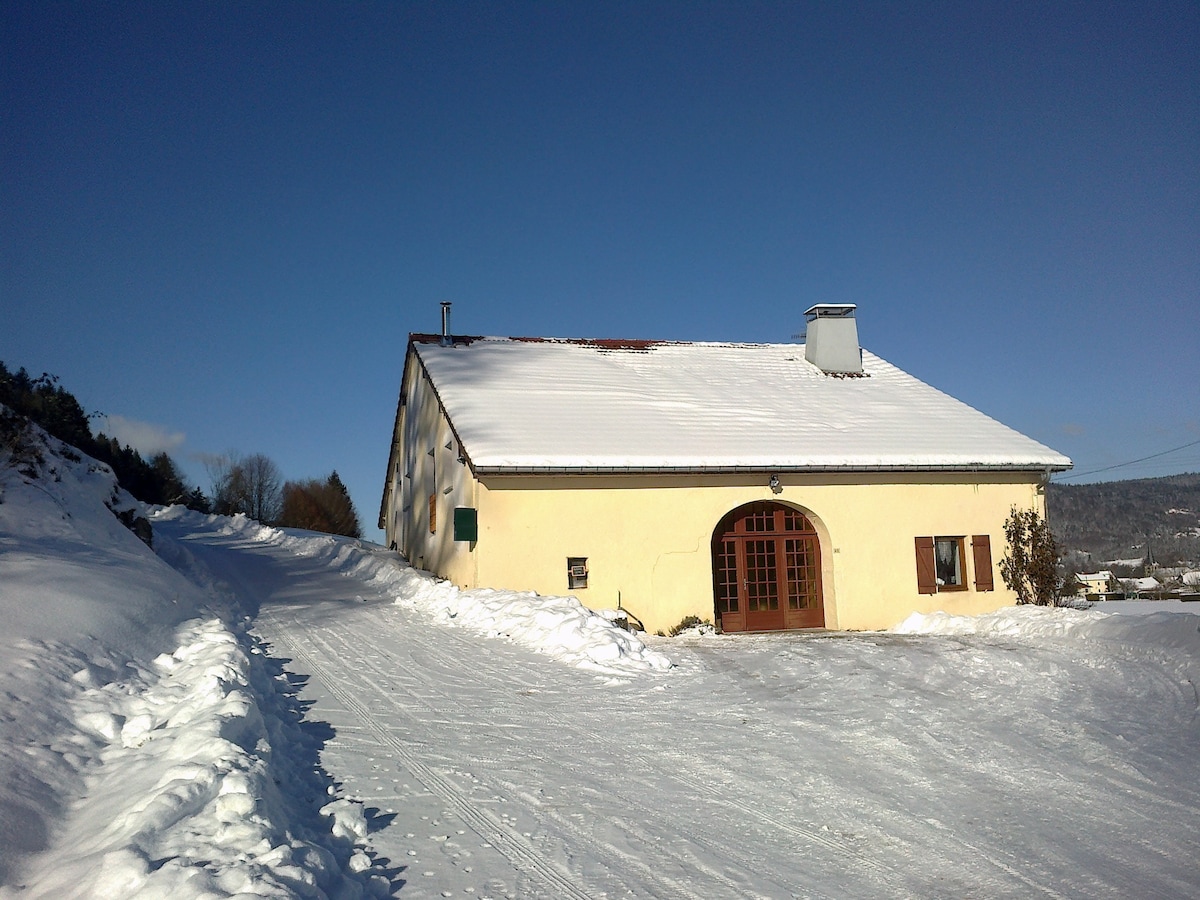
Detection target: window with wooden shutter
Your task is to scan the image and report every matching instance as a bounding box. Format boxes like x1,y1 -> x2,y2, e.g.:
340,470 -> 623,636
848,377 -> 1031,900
972,535 -> 994,591
915,537 -> 937,594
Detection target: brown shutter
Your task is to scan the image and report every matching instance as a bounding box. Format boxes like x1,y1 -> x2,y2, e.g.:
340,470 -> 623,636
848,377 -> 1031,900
915,537 -> 937,594
972,535 -> 994,591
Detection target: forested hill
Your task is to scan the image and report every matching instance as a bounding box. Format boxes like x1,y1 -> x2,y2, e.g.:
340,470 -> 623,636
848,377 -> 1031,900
0,361 -> 200,507
1047,473 -> 1200,568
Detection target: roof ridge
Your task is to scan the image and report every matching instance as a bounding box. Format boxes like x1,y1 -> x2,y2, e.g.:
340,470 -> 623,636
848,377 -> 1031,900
411,332 -> 816,350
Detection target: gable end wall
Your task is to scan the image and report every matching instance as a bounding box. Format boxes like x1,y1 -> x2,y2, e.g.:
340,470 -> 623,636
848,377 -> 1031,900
384,349 -> 479,587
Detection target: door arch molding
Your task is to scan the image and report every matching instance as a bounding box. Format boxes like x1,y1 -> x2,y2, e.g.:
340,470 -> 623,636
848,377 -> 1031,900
711,501 -> 826,632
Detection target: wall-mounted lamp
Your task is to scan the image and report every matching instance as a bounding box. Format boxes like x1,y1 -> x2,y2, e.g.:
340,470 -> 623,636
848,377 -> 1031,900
768,474 -> 782,494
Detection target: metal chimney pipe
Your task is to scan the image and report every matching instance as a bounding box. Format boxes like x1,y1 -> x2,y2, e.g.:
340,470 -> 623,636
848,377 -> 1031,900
440,301 -> 452,346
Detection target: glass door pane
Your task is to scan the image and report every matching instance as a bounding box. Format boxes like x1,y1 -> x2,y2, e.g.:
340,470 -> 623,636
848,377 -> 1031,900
744,539 -> 779,612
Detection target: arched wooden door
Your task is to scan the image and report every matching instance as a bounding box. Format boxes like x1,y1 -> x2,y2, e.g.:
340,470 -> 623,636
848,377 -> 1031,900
712,502 -> 824,632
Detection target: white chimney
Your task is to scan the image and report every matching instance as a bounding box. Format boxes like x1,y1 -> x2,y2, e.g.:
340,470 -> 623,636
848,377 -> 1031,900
803,304 -> 862,374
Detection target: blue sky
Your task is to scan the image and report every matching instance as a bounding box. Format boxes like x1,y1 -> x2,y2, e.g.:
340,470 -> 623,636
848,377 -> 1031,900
3,1 -> 1197,538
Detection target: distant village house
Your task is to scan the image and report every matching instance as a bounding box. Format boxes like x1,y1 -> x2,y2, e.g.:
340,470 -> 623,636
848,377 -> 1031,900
1075,570 -> 1124,601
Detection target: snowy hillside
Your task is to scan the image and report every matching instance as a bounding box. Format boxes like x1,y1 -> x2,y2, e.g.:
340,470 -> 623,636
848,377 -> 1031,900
4,414 -> 1200,898
0,418 -> 667,897
0,420 -> 390,897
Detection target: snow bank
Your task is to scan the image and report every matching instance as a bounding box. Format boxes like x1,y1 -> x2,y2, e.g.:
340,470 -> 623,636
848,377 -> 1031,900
167,510 -> 674,676
415,586 -> 674,674
893,604 -> 1200,683
894,602 -> 1200,639
894,604 -> 1108,640
0,420 -> 387,897
20,617 -> 388,899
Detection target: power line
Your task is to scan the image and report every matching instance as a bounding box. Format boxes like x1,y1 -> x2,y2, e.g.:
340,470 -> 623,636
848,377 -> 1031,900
1053,437 -> 1200,482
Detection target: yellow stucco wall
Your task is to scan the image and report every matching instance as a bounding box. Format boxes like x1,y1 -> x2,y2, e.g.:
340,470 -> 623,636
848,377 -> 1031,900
462,471 -> 1045,633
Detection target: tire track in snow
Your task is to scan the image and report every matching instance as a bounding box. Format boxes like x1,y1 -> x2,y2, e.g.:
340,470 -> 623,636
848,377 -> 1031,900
486,772 -> 778,900
342,604 -> 1078,899
275,610 -> 740,900
271,606 -> 772,899
921,819 -> 1069,900
287,606 -> 888,899
348,607 -> 887,862
258,608 -> 601,900
265,587 -> 1059,899
357,600 -> 1189,900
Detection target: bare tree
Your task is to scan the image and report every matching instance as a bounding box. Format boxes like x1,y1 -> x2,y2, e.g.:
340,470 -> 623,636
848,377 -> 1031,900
207,452 -> 246,517
242,453 -> 282,523
208,451 -> 282,523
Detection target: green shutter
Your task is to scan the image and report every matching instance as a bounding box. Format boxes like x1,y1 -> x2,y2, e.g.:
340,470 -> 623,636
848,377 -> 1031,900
453,507 -> 478,542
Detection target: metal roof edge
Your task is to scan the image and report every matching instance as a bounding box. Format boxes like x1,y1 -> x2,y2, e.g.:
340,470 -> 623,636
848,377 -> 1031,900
474,462 -> 1073,476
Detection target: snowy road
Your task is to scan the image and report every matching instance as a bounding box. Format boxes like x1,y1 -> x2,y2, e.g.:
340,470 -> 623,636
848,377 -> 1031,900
157,515 -> 1200,900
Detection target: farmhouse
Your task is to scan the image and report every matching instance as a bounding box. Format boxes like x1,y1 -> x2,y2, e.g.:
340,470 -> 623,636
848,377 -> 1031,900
380,305 -> 1072,633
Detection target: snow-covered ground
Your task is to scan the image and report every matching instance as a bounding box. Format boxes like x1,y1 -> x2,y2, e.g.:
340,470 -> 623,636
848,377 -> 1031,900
3,421 -> 1200,898
0,423 -> 392,898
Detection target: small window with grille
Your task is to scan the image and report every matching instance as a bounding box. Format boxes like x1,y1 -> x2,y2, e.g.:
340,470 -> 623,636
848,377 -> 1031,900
567,557 -> 589,590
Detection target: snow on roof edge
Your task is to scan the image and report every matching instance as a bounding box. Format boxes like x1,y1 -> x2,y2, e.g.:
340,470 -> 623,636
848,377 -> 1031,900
472,462 -> 1072,475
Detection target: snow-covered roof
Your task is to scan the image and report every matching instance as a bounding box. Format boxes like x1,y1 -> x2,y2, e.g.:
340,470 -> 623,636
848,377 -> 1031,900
1123,577 -> 1162,591
410,335 -> 1072,474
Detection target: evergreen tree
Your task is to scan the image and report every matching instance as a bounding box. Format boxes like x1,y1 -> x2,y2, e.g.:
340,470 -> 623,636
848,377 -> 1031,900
2,359 -> 194,508
149,452 -> 188,505
0,363 -> 92,448
184,486 -> 212,514
324,471 -> 362,538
